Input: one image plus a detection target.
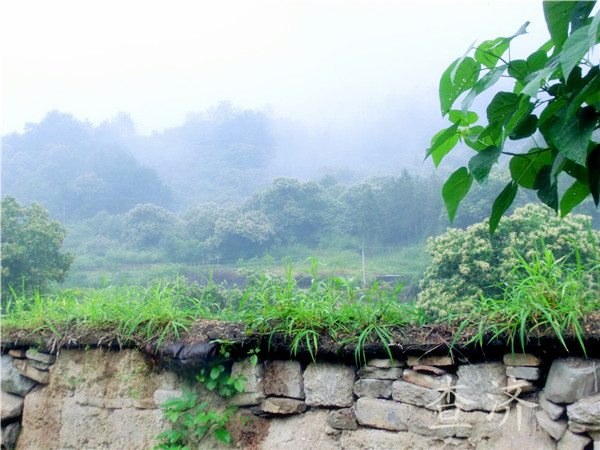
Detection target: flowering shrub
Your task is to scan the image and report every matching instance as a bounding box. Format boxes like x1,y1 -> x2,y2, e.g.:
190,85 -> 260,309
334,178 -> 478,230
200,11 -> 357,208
417,204 -> 599,319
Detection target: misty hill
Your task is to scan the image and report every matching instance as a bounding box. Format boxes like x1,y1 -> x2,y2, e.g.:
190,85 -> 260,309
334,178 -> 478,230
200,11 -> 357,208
2,102 -> 441,220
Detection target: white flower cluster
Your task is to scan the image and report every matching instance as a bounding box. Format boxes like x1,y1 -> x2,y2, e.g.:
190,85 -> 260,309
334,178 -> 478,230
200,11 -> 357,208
417,204 -> 599,319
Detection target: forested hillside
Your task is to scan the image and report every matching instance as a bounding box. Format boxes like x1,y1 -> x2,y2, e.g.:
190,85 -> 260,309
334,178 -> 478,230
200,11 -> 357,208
3,106 -> 599,288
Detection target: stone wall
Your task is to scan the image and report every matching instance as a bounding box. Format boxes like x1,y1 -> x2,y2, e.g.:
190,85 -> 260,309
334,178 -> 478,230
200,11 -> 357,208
1,347 -> 599,449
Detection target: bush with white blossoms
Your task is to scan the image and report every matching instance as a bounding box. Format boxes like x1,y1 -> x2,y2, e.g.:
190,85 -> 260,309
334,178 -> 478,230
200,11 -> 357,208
417,204 -> 600,319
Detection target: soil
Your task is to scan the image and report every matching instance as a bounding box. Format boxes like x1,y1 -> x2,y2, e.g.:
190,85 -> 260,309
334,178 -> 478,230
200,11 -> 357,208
3,309 -> 600,364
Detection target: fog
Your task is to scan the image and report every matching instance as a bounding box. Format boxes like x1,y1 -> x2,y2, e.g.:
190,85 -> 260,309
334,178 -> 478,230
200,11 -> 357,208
2,1 -> 547,136
1,1 -> 556,224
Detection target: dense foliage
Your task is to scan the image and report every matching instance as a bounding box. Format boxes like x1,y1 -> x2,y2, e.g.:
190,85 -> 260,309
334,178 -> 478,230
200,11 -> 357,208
2,111 -> 172,221
1,196 -> 74,295
429,1 -> 600,232
418,204 -> 600,318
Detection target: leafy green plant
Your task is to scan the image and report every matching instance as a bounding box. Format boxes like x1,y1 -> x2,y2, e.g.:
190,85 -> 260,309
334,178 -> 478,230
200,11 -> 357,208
156,344 -> 252,449
452,241 -> 600,355
429,1 -> 600,232
196,362 -> 247,399
155,388 -> 236,449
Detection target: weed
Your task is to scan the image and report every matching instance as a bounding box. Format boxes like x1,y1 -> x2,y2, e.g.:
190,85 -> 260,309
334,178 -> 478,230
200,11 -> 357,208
452,243 -> 600,355
155,346 -> 250,449
155,388 -> 235,449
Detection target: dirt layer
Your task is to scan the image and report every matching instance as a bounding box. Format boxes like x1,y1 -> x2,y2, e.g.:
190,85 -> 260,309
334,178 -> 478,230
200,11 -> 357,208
3,310 -> 600,366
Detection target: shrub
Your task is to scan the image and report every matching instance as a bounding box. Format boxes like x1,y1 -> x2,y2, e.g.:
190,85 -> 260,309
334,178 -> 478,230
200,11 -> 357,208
417,204 -> 599,319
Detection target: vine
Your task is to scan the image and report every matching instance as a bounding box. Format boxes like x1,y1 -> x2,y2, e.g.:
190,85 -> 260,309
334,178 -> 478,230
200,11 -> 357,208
155,345 -> 258,449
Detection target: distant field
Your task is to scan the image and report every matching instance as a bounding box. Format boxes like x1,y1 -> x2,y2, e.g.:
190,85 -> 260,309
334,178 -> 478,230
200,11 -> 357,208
64,242 -> 431,300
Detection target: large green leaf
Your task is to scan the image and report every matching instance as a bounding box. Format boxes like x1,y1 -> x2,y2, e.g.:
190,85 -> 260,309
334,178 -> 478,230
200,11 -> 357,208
468,146 -> 502,184
543,1 -> 578,52
526,50 -> 549,71
569,1 -> 596,32
560,24 -> 593,80
509,114 -> 538,140
448,110 -> 479,125
426,122 -> 460,167
463,125 -> 490,151
486,92 -> 520,125
509,148 -> 553,189
567,67 -> 600,117
474,22 -> 529,70
489,181 -> 518,234
442,167 -> 473,223
475,38 -> 511,70
521,56 -> 560,97
505,96 -> 535,135
461,65 -> 506,114
535,165 -> 559,211
440,57 -> 480,116
560,179 -> 590,217
545,105 -> 597,166
588,143 -> 600,206
214,428 -> 231,444
508,60 -> 529,81
538,98 -> 567,127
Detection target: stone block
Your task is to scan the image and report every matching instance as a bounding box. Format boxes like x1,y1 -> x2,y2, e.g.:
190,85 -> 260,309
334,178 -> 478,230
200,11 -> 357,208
25,349 -> 56,364
535,409 -> 567,440
304,362 -> 354,407
1,390 -> 24,420
407,355 -> 454,367
567,393 -> 600,433
12,359 -> 49,384
506,366 -> 541,381
539,391 -> 565,420
411,365 -> 449,375
367,358 -> 405,368
391,379 -> 445,410
27,359 -> 52,371
355,397 -> 409,431
1,422 -> 21,449
231,359 -> 264,393
132,398 -> 156,409
557,429 -> 591,450
1,355 -> 36,396
357,366 -> 403,379
402,369 -> 456,390
353,378 -> 393,398
327,408 -> 358,430
544,357 -> 600,404
228,391 -> 265,406
455,362 -> 507,412
152,389 -> 183,407
260,397 -> 306,414
354,397 -> 464,438
263,360 -> 304,399
7,349 -> 26,359
505,377 -> 536,394
503,353 -> 541,367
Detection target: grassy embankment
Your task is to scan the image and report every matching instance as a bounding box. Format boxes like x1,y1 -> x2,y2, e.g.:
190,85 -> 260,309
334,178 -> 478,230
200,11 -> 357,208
4,247 -> 600,360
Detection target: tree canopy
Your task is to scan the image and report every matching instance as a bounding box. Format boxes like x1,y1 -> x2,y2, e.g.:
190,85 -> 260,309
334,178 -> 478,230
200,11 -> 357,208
429,1 -> 600,232
1,195 -> 74,294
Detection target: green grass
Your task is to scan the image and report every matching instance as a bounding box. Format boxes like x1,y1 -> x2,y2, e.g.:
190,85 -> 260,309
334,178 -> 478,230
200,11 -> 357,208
4,246 -> 599,361
451,244 -> 600,356
3,262 -> 425,363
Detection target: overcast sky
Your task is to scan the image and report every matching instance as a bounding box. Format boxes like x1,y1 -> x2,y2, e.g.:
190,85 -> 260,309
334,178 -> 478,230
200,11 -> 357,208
1,0 -> 549,136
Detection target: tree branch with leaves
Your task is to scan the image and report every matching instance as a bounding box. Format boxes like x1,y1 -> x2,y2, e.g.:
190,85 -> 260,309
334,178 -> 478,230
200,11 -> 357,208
428,1 -> 600,233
